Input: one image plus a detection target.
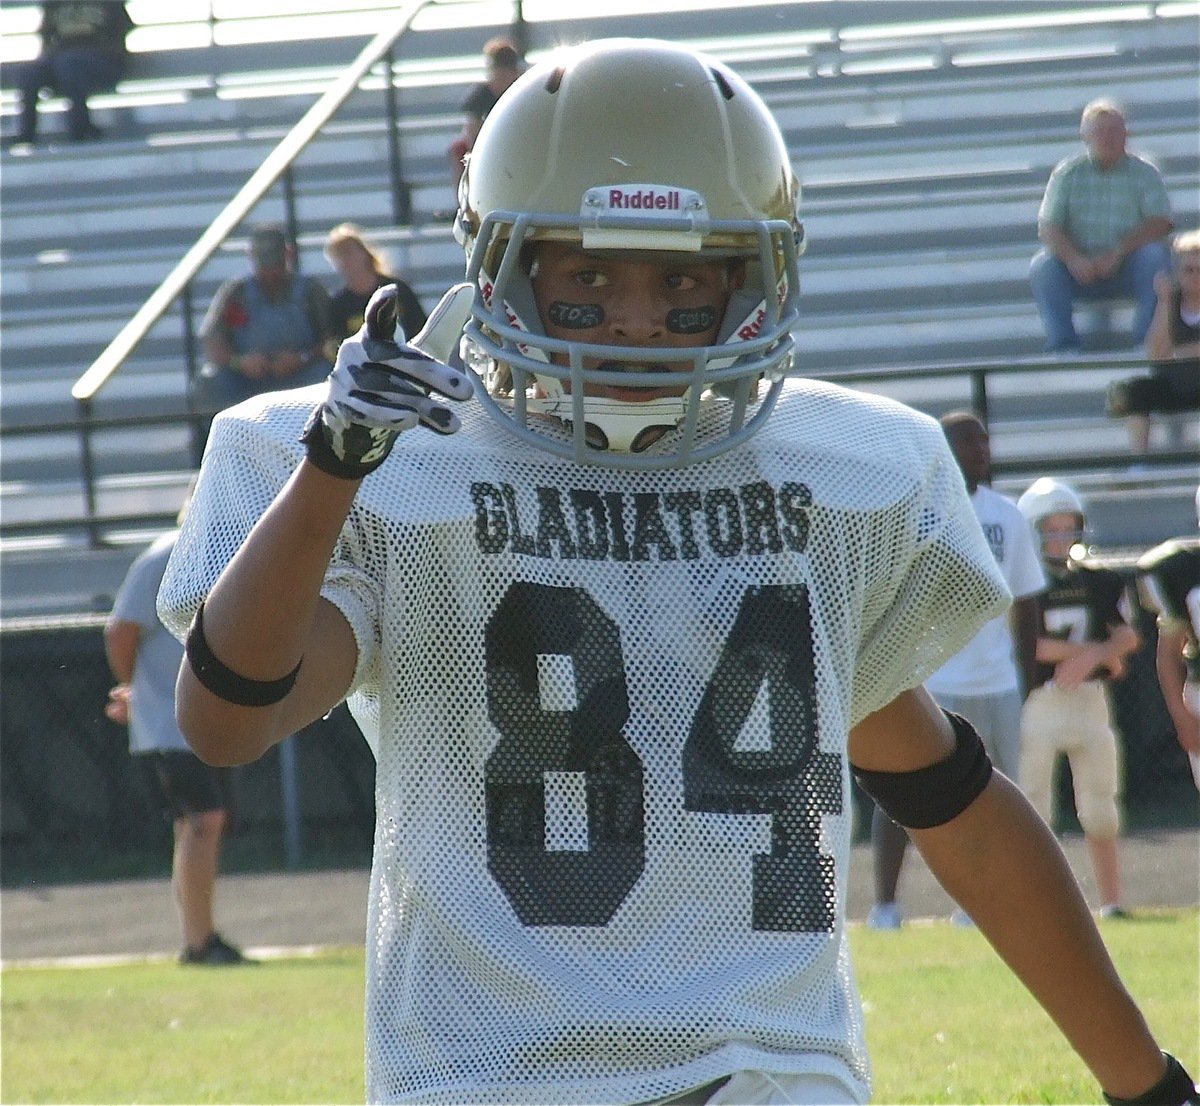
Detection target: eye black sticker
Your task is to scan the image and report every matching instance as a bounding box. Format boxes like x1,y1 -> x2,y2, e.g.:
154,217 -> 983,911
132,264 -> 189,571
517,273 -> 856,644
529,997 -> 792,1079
666,306 -> 717,334
549,302 -> 604,329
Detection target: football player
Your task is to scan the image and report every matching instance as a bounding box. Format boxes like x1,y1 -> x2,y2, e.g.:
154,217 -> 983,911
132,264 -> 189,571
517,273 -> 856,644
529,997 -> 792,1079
1016,477 -> 1141,918
1138,487 -> 1200,789
159,38 -> 1196,1106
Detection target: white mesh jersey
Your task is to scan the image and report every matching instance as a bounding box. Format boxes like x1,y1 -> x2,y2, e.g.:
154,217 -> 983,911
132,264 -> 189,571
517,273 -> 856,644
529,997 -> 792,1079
159,377 -> 1009,1105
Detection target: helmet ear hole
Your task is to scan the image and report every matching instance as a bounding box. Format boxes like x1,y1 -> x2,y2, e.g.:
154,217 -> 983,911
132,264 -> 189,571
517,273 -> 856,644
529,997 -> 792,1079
710,66 -> 735,100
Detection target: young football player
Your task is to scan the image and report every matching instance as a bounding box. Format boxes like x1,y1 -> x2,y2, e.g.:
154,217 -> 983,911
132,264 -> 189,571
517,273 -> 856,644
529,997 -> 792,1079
159,38 -> 1196,1106
1016,478 -> 1141,917
1138,488 -> 1200,789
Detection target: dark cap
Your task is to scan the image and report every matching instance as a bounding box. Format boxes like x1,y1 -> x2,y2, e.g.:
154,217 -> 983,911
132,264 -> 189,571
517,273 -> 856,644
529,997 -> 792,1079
249,224 -> 288,267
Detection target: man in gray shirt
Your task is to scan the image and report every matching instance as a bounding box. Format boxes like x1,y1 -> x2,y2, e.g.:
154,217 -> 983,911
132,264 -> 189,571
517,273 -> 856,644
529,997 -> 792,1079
105,530 -> 248,965
1030,98 -> 1173,351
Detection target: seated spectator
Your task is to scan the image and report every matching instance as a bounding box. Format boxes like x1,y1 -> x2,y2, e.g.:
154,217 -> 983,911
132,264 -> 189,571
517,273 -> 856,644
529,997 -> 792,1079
1107,229 -> 1200,458
447,36 -> 525,195
7,1 -> 133,147
195,224 -> 334,414
1030,98 -> 1173,352
323,222 -> 427,343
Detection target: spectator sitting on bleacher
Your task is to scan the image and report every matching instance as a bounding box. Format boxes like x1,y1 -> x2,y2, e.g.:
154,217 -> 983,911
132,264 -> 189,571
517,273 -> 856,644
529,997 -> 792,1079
196,224 -> 334,413
7,1 -> 133,148
1107,228 -> 1200,459
1030,99 -> 1173,352
323,222 -> 427,346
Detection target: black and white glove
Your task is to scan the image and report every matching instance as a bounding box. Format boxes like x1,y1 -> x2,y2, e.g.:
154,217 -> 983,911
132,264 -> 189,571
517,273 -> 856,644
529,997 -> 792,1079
301,281 -> 476,479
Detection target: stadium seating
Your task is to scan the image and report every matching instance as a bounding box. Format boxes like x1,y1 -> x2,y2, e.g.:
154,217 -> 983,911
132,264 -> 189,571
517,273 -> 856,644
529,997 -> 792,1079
1,0 -> 1197,617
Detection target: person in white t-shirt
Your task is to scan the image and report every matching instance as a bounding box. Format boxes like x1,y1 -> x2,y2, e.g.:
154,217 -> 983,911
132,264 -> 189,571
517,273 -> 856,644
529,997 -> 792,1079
868,411 -> 1046,930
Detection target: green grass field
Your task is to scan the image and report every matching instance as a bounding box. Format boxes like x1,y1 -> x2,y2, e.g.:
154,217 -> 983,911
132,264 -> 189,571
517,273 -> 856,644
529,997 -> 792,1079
2,911 -> 1196,1104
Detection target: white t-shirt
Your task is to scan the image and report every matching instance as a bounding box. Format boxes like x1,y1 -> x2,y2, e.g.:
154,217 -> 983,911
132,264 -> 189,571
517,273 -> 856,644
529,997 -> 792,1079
924,484 -> 1046,697
160,378 -> 1009,1105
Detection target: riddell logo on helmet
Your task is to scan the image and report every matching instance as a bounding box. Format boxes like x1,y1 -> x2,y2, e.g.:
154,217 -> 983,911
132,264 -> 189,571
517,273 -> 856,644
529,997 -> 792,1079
737,307 -> 766,341
607,187 -> 681,211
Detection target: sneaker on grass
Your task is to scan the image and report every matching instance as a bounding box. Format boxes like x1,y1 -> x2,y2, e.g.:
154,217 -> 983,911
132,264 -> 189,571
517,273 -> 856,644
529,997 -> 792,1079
866,902 -> 903,930
179,932 -> 253,966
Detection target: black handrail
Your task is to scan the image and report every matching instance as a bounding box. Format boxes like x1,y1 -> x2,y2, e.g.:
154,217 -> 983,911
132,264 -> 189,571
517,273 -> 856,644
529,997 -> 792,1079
13,354 -> 1198,542
71,2 -> 427,407
64,0 -> 529,546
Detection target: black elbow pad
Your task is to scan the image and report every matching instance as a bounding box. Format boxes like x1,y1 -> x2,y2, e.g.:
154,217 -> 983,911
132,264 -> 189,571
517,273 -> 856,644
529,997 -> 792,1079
852,711 -> 993,829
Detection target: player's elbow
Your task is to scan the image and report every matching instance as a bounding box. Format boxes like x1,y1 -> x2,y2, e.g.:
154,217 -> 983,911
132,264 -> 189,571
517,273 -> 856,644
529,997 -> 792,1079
176,676 -> 278,766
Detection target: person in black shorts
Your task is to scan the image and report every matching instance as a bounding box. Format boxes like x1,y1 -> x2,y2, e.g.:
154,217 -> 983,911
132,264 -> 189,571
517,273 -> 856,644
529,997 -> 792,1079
1108,228 -> 1200,458
105,528 -> 250,966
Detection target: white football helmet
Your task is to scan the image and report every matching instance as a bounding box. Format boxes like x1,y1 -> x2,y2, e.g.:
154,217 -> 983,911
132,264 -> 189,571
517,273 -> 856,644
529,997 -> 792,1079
1018,477 -> 1086,558
454,38 -> 804,469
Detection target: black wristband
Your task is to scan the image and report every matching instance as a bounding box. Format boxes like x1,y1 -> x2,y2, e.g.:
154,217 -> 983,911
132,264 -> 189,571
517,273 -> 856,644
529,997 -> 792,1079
300,406 -> 389,481
1104,1054 -> 1199,1106
185,601 -> 302,708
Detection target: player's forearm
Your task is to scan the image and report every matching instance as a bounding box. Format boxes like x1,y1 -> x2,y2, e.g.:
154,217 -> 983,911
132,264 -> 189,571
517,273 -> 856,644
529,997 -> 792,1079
911,774 -> 1165,1096
177,461 -> 360,764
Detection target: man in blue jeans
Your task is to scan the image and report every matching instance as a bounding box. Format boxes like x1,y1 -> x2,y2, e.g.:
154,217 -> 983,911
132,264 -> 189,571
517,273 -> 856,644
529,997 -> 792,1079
1030,98 -> 1173,351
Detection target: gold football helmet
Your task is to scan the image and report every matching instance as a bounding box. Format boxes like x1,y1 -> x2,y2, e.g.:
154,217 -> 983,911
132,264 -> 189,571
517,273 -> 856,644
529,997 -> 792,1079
455,38 -> 804,469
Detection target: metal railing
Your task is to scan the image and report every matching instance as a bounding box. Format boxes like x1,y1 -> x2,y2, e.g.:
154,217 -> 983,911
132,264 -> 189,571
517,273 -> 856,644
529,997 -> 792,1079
5,351 -> 1194,543
63,0 -> 523,546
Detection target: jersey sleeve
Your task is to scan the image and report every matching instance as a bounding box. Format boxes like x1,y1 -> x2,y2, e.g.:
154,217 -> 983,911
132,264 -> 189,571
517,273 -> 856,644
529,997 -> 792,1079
157,395 -> 382,703
1137,540 -> 1196,633
851,422 -> 1011,724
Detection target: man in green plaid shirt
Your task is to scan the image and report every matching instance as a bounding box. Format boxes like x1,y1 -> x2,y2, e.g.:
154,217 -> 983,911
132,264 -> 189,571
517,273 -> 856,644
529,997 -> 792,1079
1030,98 -> 1173,352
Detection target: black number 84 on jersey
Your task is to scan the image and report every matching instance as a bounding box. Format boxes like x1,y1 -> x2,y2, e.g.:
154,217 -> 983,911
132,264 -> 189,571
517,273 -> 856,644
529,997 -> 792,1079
484,581 -> 841,931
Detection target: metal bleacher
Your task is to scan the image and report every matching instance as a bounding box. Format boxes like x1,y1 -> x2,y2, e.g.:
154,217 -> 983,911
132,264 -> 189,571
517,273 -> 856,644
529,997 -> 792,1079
1,0 -> 1198,619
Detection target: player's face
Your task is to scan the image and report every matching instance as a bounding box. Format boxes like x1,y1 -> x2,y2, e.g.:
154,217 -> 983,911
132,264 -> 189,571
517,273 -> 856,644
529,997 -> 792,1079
1039,511 -> 1083,562
530,242 -> 742,402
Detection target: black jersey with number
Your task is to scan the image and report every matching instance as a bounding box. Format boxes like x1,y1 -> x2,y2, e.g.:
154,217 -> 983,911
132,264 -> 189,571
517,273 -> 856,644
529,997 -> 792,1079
1036,561 -> 1128,686
1138,539 -> 1200,681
